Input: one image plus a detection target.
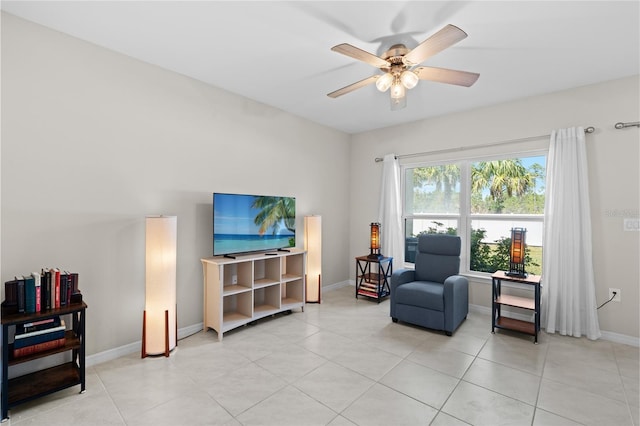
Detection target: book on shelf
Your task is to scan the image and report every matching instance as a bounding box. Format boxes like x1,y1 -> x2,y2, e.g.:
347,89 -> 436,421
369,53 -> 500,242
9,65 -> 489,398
15,319 -> 65,340
14,321 -> 66,349
2,279 -> 20,308
60,273 -> 68,306
359,282 -> 378,292
53,268 -> 61,309
41,268 -> 51,310
22,275 -> 37,314
33,271 -> 42,312
12,336 -> 66,358
16,316 -> 61,335
17,279 -> 25,313
357,289 -> 379,298
68,272 -> 79,294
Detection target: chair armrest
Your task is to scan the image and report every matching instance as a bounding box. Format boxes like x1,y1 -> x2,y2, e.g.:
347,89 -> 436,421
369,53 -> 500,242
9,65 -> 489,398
390,269 -> 415,293
443,275 -> 469,299
443,275 -> 469,332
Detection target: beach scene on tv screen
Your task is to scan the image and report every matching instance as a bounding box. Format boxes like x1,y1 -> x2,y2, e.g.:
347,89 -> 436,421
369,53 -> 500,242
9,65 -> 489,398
214,194 -> 295,255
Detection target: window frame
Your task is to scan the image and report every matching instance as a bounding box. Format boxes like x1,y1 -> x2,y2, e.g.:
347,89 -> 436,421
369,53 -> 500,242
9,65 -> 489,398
401,149 -> 548,278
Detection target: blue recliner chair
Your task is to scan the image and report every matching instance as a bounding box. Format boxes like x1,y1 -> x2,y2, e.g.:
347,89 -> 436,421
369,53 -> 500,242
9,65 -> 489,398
390,234 -> 469,335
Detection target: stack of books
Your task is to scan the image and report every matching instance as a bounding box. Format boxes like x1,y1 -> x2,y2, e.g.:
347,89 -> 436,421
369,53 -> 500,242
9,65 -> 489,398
12,316 -> 66,358
357,281 -> 381,298
2,270 -> 81,314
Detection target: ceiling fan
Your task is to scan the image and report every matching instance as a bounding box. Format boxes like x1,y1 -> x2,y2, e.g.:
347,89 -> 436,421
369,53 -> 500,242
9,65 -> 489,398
327,24 -> 479,110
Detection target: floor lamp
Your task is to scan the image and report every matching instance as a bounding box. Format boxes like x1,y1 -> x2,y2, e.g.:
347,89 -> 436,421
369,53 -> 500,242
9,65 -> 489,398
142,215 -> 177,357
304,215 -> 322,303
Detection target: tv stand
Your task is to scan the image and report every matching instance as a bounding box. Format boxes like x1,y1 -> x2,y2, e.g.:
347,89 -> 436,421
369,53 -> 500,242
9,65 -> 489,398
201,249 -> 306,341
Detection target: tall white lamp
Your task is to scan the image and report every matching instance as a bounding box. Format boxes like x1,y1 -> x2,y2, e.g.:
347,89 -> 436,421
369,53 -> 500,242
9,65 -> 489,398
142,215 -> 177,357
304,215 -> 322,303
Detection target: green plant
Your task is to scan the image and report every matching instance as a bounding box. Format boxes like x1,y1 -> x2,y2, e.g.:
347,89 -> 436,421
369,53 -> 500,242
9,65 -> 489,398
470,228 -> 492,272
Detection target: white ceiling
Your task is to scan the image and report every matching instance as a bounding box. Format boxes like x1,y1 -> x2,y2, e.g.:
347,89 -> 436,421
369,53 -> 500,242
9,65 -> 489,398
2,1 -> 639,134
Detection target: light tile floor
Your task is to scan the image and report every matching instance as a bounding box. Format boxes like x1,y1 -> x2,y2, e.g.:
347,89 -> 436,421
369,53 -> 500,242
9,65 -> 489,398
6,285 -> 639,425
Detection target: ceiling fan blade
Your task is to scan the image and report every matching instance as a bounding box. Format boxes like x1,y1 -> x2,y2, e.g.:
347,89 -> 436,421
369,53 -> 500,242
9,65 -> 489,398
331,43 -> 389,68
327,75 -> 379,98
415,66 -> 480,87
403,24 -> 468,66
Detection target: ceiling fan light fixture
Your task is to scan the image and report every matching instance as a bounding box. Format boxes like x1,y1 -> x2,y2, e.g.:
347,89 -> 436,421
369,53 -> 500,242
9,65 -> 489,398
390,79 -> 405,99
390,93 -> 407,111
327,24 -> 478,113
400,70 -> 419,89
389,78 -> 407,110
376,72 -> 393,92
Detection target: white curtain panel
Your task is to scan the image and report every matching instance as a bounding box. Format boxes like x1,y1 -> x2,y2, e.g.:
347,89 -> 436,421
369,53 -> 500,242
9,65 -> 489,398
542,127 -> 601,340
378,154 -> 405,264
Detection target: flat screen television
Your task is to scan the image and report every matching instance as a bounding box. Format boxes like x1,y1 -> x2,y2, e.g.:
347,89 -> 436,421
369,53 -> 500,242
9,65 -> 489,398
213,192 -> 296,257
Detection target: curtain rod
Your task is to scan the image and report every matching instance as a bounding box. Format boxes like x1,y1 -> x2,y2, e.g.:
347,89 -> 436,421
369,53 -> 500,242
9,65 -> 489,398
374,126 -> 595,162
614,121 -> 640,129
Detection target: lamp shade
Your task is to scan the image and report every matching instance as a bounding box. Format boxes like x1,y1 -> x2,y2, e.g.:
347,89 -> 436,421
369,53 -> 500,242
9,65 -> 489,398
400,70 -> 419,89
376,72 -> 393,92
506,227 -> 527,278
144,215 -> 177,356
370,223 -> 380,250
390,80 -> 405,99
304,215 -> 322,303
368,222 -> 382,259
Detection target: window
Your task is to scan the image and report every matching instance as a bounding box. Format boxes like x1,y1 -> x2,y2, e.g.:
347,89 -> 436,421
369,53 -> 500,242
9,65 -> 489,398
403,153 -> 546,275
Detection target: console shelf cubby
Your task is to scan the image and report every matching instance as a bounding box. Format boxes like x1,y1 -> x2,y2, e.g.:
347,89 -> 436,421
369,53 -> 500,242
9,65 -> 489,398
202,249 -> 306,341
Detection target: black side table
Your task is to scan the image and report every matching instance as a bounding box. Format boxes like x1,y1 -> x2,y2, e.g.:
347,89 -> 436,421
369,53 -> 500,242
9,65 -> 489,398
491,271 -> 541,343
355,256 -> 393,303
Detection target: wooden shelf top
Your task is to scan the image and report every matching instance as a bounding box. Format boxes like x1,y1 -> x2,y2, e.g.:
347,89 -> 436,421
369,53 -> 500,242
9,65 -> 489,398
202,249 -> 305,265
223,285 -> 252,296
355,255 -> 392,263
496,316 -> 536,336
7,361 -> 81,405
1,302 -> 87,326
496,295 -> 535,310
281,273 -> 302,282
492,270 -> 541,284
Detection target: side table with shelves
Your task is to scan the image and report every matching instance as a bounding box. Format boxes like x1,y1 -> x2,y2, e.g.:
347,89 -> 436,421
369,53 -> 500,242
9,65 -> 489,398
355,256 -> 393,302
491,271 -> 541,343
1,302 -> 87,421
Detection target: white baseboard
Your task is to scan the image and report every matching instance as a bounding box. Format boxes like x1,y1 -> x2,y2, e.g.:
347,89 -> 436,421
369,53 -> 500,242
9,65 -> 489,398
470,303 -> 639,347
600,330 -> 640,347
86,322 -> 204,367
178,322 -> 205,340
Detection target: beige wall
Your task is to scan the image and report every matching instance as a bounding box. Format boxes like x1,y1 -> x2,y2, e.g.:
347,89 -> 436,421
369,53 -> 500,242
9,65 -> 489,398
350,75 -> 640,340
1,13 -> 351,355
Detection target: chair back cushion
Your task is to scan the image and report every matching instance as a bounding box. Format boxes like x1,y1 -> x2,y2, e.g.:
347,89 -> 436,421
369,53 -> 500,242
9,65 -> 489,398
414,234 -> 461,283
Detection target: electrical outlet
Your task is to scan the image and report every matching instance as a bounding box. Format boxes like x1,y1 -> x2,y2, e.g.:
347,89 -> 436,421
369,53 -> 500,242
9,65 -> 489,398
609,288 -> 621,302
232,275 -> 238,285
